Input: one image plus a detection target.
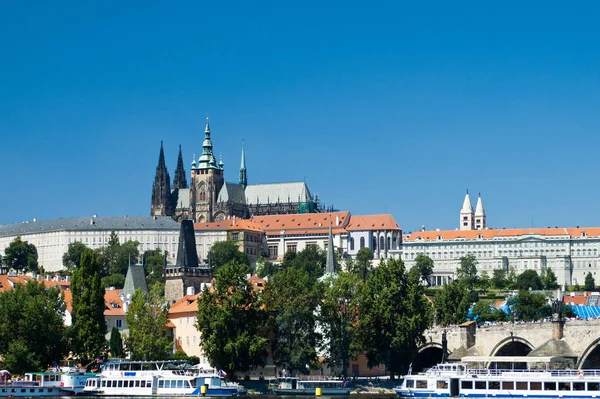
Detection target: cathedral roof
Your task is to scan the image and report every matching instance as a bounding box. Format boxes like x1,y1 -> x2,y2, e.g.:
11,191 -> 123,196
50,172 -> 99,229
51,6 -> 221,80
0,216 -> 180,237
245,181 -> 312,205
217,182 -> 246,204
475,194 -> 485,216
194,218 -> 263,232
346,214 -> 401,231
461,192 -> 473,213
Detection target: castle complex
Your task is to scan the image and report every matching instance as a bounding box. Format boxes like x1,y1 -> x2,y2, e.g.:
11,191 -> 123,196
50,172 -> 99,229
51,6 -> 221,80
151,118 -> 322,222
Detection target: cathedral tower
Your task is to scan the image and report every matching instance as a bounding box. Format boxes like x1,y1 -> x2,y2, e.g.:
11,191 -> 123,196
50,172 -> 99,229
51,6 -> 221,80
150,141 -> 173,216
189,117 -> 225,223
459,191 -> 474,230
173,145 -> 188,190
474,193 -> 486,230
239,141 -> 247,190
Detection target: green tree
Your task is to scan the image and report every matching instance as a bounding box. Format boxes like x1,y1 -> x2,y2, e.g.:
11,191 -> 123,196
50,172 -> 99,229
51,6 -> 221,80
208,240 -> 249,273
256,257 -> 278,278
456,255 -> 478,289
351,248 -> 374,282
197,260 -> 268,375
62,242 -> 89,272
491,269 -> 508,289
0,280 -> 68,374
355,258 -> 431,378
541,267 -> 559,290
471,300 -> 507,326
3,236 -> 39,272
109,326 -> 124,358
320,272 -> 361,378
71,249 -> 107,364
585,272 -> 596,291
101,273 -> 126,289
96,231 -> 139,276
434,281 -> 471,326
290,246 -> 326,280
478,271 -> 491,290
514,270 -> 543,291
410,254 -> 434,283
507,266 -> 517,288
509,290 -> 551,321
143,249 -> 166,289
263,266 -> 322,375
125,284 -> 171,360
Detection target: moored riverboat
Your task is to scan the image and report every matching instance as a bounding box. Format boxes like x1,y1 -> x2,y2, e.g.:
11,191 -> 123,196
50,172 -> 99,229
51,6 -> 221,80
270,376 -> 351,395
0,370 -> 94,397
83,359 -> 243,396
395,358 -> 600,398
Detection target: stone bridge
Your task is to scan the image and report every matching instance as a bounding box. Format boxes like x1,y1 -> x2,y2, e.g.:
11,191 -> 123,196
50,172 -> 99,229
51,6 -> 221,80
415,319 -> 600,370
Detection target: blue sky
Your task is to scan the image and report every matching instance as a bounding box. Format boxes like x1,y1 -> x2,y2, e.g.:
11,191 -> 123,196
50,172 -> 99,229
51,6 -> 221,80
1,1 -> 599,233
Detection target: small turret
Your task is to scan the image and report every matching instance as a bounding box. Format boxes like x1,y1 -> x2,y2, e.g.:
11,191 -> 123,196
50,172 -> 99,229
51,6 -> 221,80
459,190 -> 474,230
474,193 -> 486,230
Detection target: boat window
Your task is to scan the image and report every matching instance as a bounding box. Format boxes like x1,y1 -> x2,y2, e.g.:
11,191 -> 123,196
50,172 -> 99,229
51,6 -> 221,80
573,382 -> 585,391
416,380 -> 427,388
101,380 -> 106,388
475,381 -> 486,390
488,381 -> 500,390
185,380 -> 191,388
437,380 -> 448,389
461,380 -> 473,389
1,389 -> 6,393
530,382 -> 542,390
406,380 -> 414,388
147,380 -> 152,388
159,381 -> 164,388
20,389 -> 26,393
177,380 -> 184,388
190,379 -> 197,388
588,382 -> 600,391
558,382 -> 570,391
135,380 -> 140,387
544,382 -> 556,391
516,382 -> 527,390
30,389 -> 35,393
118,380 -> 123,388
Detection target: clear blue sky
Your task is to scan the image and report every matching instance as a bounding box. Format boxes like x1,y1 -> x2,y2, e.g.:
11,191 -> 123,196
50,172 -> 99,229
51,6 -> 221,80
1,1 -> 599,233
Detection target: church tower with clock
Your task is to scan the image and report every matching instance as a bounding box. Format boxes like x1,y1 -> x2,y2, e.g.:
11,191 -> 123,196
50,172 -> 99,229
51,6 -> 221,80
189,117 -> 224,223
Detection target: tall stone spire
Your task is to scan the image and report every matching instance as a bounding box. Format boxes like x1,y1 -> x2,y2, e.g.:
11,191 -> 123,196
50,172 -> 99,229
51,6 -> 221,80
239,140 -> 247,190
173,145 -> 188,189
459,190 -> 474,231
198,116 -> 215,169
474,193 -> 486,230
150,141 -> 173,216
324,221 -> 337,275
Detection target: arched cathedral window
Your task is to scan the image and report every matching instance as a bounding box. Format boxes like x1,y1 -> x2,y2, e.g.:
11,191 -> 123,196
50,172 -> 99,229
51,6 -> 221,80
350,237 -> 355,251
360,237 -> 365,249
380,236 -> 385,251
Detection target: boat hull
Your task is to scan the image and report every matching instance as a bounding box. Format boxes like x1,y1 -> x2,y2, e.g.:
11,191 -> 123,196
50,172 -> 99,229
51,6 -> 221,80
273,388 -> 351,395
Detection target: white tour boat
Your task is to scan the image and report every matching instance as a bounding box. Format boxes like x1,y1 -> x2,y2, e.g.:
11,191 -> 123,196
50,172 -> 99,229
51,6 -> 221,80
395,356 -> 600,398
0,369 -> 94,397
83,359 -> 243,397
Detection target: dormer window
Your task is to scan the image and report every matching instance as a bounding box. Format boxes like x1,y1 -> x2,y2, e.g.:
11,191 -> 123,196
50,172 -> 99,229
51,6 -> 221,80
437,235 -> 443,240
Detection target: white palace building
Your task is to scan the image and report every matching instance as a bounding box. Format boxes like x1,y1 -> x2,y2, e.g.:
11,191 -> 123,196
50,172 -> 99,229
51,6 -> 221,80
401,192 -> 600,287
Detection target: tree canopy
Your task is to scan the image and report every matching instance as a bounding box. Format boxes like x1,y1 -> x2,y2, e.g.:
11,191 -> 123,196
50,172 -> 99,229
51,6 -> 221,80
125,284 -> 172,360
355,258 -> 431,377
585,272 -> 596,291
351,248 -> 374,282
434,281 -> 471,326
456,255 -> 478,289
514,270 -> 543,291
208,240 -> 249,273
70,249 -> 107,364
109,326 -> 124,358
0,280 -> 68,374
96,231 -> 140,276
509,290 -> 551,321
143,249 -> 167,289
3,236 -> 39,272
410,254 -> 434,283
62,242 -> 89,272
196,260 -> 268,375
491,269 -> 508,289
263,265 -> 322,375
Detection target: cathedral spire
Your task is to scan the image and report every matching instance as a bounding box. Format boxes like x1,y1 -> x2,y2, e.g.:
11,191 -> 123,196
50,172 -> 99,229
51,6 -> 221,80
150,141 -> 173,217
173,144 -> 188,189
459,190 -> 474,231
198,115 -> 215,169
239,140 -> 247,190
474,193 -> 486,230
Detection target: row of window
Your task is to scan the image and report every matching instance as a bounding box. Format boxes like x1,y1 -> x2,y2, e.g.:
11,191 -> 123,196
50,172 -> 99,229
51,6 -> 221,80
408,379 -> 600,391
101,379 -> 153,388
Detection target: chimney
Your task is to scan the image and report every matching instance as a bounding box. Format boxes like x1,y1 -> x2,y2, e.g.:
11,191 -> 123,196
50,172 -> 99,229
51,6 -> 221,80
336,215 -> 340,226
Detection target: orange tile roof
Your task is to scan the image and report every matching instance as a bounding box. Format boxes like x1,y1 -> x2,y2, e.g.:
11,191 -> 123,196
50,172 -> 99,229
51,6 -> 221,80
0,275 -> 32,292
248,275 -> 266,291
346,214 -> 401,231
104,289 -> 125,316
194,219 -> 263,232
62,290 -> 73,313
253,212 -> 350,235
404,227 -> 588,241
563,295 -> 588,306
169,294 -> 201,315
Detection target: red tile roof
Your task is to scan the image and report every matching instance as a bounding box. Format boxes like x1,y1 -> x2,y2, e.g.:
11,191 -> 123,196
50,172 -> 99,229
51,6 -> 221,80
253,212 -> 350,236
194,219 -> 263,232
346,214 -> 400,231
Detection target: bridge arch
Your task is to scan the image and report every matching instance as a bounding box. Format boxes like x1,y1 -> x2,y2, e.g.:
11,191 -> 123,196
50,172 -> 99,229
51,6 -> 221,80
489,336 -> 535,357
414,342 -> 449,372
577,337 -> 600,369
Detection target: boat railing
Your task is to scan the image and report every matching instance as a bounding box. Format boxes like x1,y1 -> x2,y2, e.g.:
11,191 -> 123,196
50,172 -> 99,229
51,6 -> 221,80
466,368 -> 600,378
